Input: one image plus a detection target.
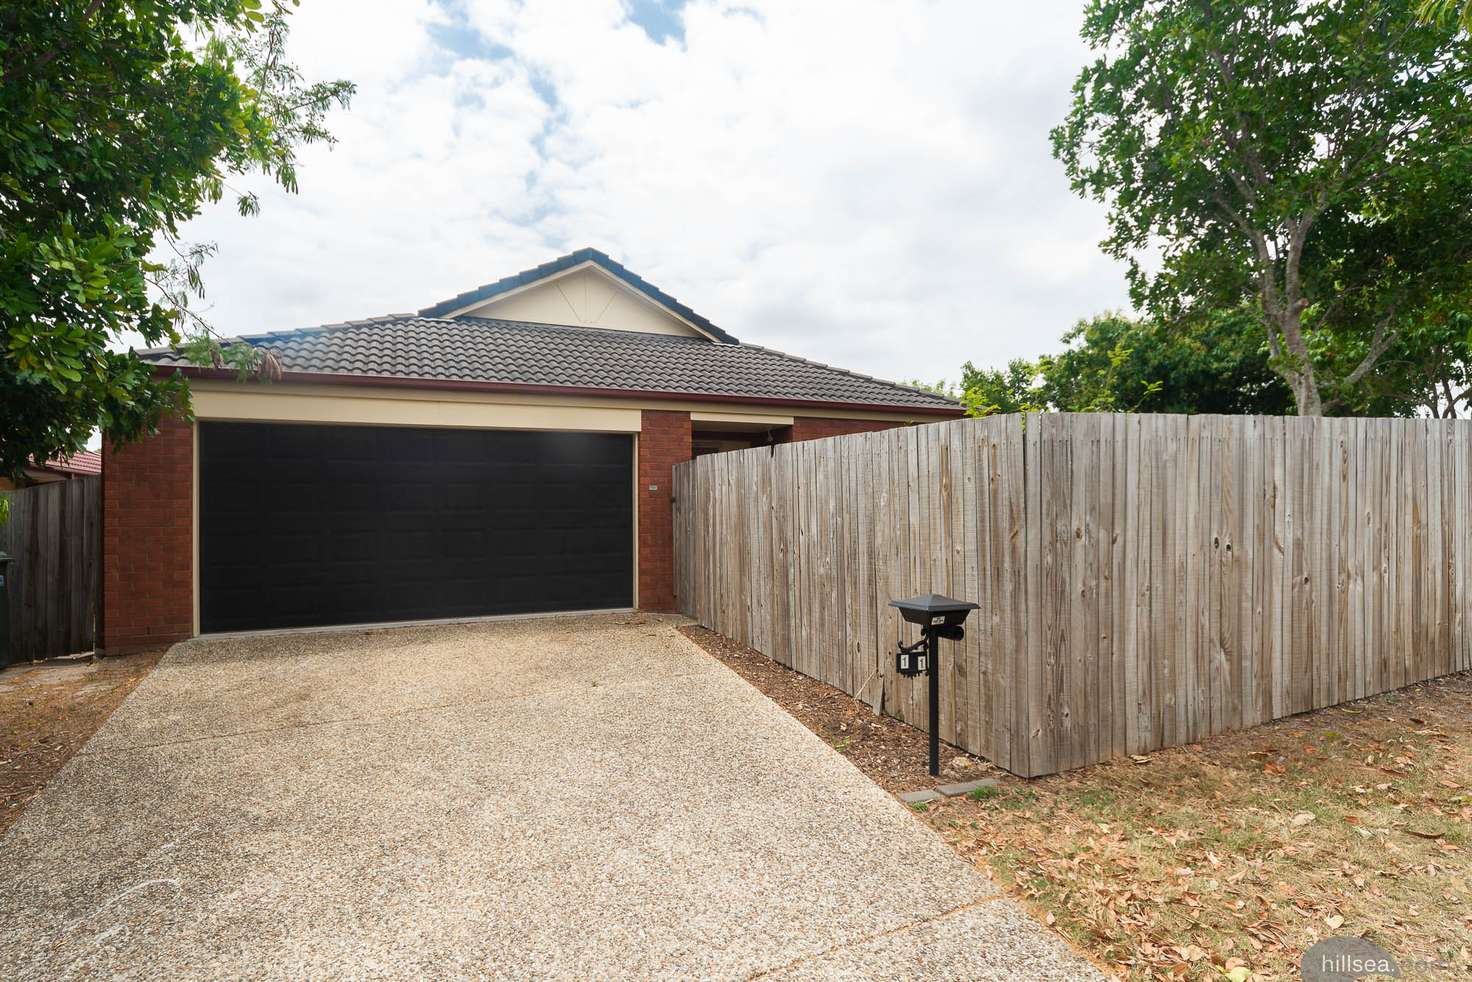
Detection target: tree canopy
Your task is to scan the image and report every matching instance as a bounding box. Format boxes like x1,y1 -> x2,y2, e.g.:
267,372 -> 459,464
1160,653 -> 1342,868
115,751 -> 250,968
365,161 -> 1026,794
0,0 -> 351,481
959,310 -> 1295,417
1052,0 -> 1472,415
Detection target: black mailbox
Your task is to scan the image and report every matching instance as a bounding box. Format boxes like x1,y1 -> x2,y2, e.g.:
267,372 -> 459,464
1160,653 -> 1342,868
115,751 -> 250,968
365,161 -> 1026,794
890,593 -> 978,624
890,593 -> 979,775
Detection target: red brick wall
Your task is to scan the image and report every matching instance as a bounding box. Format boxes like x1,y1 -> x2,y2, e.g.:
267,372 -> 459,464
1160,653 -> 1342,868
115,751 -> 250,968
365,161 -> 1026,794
781,416 -> 903,443
102,415 -> 194,654
637,410 -> 692,612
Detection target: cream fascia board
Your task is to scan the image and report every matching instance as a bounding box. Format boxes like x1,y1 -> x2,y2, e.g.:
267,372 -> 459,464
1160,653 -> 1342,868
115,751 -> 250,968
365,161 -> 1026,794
188,379 -> 938,426
691,411 -> 795,427
191,385 -> 643,433
443,261 -> 719,342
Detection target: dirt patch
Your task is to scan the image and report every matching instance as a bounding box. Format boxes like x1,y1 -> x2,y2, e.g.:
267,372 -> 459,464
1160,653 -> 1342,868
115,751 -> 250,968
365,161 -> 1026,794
0,649 -> 164,835
678,625 -> 995,794
681,625 -> 1472,980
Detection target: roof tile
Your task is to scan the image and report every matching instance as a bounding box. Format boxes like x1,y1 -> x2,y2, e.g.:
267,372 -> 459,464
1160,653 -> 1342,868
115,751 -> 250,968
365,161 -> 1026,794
140,316 -> 958,411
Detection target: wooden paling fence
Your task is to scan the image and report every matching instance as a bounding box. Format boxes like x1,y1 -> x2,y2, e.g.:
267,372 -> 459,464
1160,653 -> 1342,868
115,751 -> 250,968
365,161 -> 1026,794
672,414 -> 1472,777
0,477 -> 102,665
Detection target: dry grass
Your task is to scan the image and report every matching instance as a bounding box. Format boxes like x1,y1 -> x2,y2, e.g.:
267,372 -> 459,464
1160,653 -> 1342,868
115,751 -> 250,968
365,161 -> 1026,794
924,673 -> 1472,980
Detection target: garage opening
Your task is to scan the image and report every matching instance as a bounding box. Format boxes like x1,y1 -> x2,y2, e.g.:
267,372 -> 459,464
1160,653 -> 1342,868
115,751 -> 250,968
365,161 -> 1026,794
198,421 -> 634,633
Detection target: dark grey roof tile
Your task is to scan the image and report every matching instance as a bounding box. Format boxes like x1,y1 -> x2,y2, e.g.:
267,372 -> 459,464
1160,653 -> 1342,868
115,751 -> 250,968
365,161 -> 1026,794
141,315 -> 957,411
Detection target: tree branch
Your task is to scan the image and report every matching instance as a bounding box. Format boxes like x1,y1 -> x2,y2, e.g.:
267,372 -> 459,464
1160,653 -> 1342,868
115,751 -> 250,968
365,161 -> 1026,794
1343,308 -> 1403,387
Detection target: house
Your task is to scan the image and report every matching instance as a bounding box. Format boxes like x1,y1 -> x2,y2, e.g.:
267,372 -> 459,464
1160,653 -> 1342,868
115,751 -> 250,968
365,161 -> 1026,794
102,249 -> 963,652
0,450 -> 103,491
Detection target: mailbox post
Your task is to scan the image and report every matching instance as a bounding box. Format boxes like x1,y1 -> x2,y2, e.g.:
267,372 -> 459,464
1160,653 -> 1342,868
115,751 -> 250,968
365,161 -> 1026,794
890,593 -> 979,777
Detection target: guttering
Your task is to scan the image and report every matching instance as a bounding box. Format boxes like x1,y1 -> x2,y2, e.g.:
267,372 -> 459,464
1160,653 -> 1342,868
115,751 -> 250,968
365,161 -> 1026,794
159,366 -> 967,418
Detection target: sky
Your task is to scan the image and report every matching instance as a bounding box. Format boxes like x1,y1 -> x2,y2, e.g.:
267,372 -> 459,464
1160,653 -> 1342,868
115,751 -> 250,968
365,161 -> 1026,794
173,0 -> 1133,387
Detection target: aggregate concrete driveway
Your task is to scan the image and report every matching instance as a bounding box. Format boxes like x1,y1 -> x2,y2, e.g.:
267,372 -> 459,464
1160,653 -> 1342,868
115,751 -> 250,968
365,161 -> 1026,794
0,614 -> 1102,981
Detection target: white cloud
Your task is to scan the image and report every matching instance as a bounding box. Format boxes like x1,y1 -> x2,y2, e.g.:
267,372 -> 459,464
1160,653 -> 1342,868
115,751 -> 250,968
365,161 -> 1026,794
171,0 -> 1132,384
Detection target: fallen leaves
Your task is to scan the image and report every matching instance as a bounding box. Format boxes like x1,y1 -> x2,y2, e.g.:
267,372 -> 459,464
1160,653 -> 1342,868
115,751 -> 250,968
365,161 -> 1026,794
917,672 -> 1472,980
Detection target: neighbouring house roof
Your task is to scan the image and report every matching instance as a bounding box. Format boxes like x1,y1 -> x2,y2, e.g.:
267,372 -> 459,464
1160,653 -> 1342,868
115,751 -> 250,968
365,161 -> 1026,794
35,450 -> 102,476
417,247 -> 741,344
139,315 -> 960,413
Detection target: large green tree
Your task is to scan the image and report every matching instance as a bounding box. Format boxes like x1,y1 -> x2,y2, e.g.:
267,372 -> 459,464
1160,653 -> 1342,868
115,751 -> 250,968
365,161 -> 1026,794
959,310 -> 1294,416
1053,0 -> 1472,415
0,0 -> 351,481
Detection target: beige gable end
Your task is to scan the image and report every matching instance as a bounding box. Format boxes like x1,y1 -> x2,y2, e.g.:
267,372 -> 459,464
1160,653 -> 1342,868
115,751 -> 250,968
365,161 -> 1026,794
456,264 -> 707,338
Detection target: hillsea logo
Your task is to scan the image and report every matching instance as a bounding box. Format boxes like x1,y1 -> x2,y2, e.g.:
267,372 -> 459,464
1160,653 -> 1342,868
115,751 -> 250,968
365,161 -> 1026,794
1301,937 -> 1401,982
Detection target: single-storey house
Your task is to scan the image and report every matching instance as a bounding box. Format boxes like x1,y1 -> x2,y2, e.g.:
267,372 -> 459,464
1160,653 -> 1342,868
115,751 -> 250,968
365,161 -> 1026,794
103,249 -> 963,652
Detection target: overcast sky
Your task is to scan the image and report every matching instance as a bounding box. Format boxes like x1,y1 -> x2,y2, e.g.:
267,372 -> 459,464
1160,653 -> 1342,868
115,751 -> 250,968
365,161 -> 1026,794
173,0 -> 1133,387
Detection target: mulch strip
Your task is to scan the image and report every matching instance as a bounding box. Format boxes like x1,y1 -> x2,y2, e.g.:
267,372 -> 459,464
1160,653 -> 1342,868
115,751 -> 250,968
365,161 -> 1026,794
677,624 -> 997,793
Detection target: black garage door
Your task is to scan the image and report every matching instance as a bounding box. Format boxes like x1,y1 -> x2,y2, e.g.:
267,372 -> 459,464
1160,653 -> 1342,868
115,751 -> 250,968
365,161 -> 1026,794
199,422 -> 633,633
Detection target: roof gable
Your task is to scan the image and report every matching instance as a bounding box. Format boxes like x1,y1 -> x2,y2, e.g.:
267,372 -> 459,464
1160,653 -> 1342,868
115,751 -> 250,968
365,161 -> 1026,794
454,263 -> 703,338
418,248 -> 739,344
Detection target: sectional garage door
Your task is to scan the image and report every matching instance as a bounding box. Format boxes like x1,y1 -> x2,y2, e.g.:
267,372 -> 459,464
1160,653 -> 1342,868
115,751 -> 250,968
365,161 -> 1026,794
199,422 -> 634,633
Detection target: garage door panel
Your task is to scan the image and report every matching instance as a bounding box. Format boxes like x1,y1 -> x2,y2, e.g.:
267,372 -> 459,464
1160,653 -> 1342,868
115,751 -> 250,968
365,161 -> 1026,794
199,422 -> 634,633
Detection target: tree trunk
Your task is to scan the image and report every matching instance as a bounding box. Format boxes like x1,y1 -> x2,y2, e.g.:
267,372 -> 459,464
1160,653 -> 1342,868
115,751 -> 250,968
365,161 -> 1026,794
1292,377 -> 1323,416
1269,305 -> 1323,416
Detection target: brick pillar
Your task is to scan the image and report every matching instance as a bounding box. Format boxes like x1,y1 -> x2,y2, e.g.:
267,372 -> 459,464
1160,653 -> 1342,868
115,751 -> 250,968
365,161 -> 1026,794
101,415 -> 194,654
637,409 -> 692,612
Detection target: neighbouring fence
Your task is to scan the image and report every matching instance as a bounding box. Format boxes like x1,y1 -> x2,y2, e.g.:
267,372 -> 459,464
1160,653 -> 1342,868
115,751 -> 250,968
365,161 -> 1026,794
673,414 -> 1472,778
0,477 -> 102,665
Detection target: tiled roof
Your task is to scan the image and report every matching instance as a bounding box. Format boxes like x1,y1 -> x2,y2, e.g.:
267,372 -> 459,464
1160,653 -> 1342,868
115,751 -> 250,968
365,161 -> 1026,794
39,450 -> 102,476
140,315 -> 959,412
417,248 -> 741,344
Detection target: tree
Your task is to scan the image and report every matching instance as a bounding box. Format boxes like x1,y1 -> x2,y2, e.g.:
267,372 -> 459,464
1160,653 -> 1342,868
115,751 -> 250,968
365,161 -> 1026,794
959,311 -> 1294,416
903,379 -> 963,400
1053,0 -> 1472,415
0,1 -> 352,481
1051,310 -> 1293,414
958,358 -> 1048,416
1330,293 -> 1472,417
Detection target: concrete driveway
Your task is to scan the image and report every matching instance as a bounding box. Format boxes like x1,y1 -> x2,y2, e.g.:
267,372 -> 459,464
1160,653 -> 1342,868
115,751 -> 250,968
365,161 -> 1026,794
0,614 -> 1101,980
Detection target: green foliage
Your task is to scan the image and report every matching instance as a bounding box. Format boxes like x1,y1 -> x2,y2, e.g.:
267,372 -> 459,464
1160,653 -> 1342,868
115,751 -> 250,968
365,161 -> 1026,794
0,1 -> 352,480
903,378 -> 962,400
959,311 -> 1294,416
957,358 -> 1049,417
1419,0 -> 1472,31
1325,293 -> 1472,417
1052,0 -> 1472,415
